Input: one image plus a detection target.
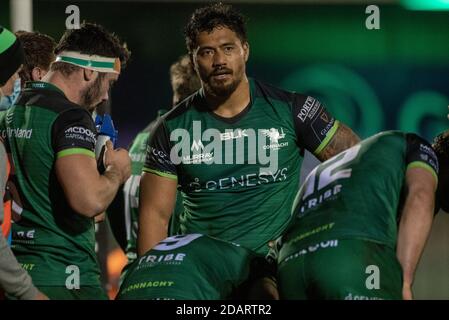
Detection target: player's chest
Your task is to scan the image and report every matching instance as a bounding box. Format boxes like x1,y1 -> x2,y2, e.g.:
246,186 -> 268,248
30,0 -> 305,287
168,108 -> 300,186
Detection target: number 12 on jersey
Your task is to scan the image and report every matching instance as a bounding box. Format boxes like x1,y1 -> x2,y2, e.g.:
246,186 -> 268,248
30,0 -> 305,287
292,144 -> 362,213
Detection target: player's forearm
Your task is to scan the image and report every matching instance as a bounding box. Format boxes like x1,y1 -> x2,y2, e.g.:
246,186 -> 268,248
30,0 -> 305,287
72,166 -> 122,218
396,191 -> 434,286
317,123 -> 360,161
137,172 -> 177,255
91,166 -> 123,215
137,208 -> 169,256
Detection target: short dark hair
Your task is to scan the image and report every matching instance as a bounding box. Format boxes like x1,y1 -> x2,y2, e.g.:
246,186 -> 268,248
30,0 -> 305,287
170,54 -> 201,104
184,2 -> 247,54
15,30 -> 56,84
433,130 -> 449,212
52,22 -> 130,75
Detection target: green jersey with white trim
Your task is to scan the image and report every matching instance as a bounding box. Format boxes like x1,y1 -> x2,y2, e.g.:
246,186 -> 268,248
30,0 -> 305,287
117,233 -> 257,300
144,78 -> 340,255
279,131 -> 438,263
0,81 -> 101,286
123,130 -> 150,263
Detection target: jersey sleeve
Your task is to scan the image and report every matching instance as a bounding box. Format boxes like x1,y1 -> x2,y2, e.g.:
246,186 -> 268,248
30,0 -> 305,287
51,108 -> 97,159
292,94 -> 340,156
405,133 -> 439,183
143,118 -> 177,180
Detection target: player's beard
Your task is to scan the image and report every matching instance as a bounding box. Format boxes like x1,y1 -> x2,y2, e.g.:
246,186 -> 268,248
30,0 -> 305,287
80,74 -> 104,112
204,67 -> 241,97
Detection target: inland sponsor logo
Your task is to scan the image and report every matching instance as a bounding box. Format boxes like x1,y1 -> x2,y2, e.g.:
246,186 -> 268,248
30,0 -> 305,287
1,127 -> 33,139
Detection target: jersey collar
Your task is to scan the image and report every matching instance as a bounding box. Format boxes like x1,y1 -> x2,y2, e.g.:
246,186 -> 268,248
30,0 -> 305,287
200,77 -> 255,124
25,81 -> 65,97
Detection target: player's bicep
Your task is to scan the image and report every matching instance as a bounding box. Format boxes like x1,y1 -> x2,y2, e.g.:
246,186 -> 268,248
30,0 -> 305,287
139,171 -> 177,220
55,154 -> 98,190
55,154 -> 101,214
406,167 -> 437,197
52,108 -> 99,214
138,172 -> 178,255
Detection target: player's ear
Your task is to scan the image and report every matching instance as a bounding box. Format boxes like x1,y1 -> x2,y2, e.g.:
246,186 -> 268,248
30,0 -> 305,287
242,42 -> 250,62
31,67 -> 43,81
190,52 -> 200,75
83,68 -> 96,82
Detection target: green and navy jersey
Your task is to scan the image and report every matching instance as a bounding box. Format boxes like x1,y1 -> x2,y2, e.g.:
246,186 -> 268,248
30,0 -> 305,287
278,131 -> 438,263
123,129 -> 152,263
0,81 -> 101,286
116,234 -> 257,300
144,78 -> 339,255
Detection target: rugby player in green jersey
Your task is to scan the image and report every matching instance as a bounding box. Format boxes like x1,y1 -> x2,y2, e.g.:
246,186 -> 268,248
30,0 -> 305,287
16,31 -> 56,88
0,25 -> 47,300
116,233 -> 265,300
139,3 -> 360,257
117,55 -> 200,265
0,23 -> 131,299
274,131 -> 440,300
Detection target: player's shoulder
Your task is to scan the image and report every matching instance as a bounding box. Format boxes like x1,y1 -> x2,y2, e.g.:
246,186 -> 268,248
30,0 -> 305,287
18,83 -> 83,116
54,105 -> 93,128
161,90 -> 202,122
372,130 -> 431,147
141,115 -> 162,134
363,130 -> 406,143
148,90 -> 204,136
252,78 -> 310,106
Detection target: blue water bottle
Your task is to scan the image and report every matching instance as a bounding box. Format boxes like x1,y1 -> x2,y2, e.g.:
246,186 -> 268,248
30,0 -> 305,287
95,114 -> 118,172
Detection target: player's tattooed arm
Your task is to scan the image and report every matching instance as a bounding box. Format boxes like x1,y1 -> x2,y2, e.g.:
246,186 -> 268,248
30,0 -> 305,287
316,124 -> 360,161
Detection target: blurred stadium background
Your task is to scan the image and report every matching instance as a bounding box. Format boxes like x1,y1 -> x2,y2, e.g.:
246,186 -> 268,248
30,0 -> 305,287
1,0 -> 448,299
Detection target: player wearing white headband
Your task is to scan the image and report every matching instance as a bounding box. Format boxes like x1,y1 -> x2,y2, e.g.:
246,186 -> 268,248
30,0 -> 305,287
0,23 -> 131,299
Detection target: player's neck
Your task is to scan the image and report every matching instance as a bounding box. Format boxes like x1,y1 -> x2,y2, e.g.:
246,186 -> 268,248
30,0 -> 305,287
43,71 -> 83,106
206,76 -> 250,118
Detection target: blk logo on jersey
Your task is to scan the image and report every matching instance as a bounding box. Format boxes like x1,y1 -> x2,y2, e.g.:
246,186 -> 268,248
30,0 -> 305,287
220,129 -> 249,141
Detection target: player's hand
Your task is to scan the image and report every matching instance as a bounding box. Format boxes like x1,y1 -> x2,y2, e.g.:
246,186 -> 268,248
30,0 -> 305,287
33,290 -> 49,300
248,277 -> 279,300
103,140 -> 131,184
402,282 -> 413,300
94,212 -> 106,223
